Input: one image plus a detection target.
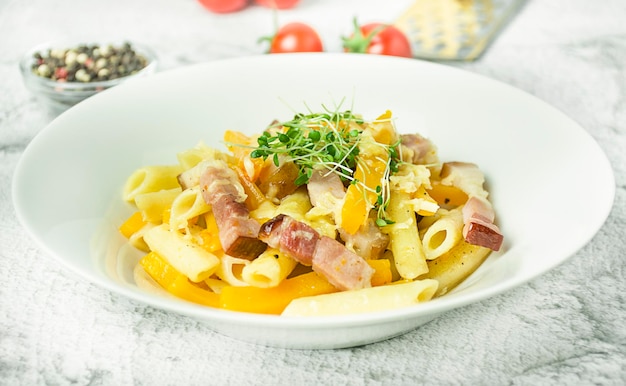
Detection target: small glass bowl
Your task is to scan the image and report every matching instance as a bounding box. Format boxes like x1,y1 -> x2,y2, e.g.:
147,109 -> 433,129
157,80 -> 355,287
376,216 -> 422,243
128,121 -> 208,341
19,41 -> 158,113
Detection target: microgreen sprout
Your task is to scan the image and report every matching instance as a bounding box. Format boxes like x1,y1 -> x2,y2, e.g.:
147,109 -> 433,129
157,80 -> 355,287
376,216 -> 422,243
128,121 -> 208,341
233,107 -> 403,226
250,109 -> 364,186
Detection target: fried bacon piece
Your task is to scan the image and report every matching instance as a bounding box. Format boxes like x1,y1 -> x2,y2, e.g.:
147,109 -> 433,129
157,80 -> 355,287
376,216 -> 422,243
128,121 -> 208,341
400,133 -> 437,165
306,167 -> 346,207
462,196 -> 503,251
312,236 -> 375,291
259,214 -> 374,290
258,214 -> 319,266
200,161 -> 267,259
338,220 -> 389,260
440,162 -> 504,251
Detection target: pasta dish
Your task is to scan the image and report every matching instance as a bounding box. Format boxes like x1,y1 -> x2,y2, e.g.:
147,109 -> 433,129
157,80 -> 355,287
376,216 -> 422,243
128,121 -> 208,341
119,107 -> 504,316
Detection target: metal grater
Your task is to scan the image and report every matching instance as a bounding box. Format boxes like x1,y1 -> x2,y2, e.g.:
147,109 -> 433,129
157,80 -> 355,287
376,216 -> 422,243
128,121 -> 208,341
394,0 -> 525,61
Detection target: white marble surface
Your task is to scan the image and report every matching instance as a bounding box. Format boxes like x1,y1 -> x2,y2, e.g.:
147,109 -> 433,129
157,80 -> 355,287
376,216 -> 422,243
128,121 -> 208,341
1,0 -> 625,384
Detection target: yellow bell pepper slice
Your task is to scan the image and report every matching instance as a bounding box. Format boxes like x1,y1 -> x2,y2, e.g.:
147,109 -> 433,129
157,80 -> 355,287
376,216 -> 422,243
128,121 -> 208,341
196,212 -> 222,253
426,183 -> 469,207
234,165 -> 266,211
368,259 -> 392,287
140,251 -> 219,308
341,135 -> 389,234
223,130 -> 265,182
162,208 -> 171,225
219,271 -> 337,315
368,110 -> 397,146
415,185 -> 439,216
119,211 -> 146,239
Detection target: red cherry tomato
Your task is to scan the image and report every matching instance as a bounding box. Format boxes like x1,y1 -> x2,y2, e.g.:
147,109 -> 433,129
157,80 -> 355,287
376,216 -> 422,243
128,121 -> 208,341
254,0 -> 299,9
197,0 -> 247,13
266,22 -> 324,53
343,19 -> 412,58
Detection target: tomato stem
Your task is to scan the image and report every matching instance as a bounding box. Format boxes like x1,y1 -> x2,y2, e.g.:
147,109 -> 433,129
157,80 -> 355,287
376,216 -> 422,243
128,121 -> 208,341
257,8 -> 280,53
342,17 -> 386,54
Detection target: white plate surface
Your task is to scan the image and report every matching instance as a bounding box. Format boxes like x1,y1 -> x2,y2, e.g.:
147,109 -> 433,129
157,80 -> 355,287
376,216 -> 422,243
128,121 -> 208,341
13,53 -> 615,349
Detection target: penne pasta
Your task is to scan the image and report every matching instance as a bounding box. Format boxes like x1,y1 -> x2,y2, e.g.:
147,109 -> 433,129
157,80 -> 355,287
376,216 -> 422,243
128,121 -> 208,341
123,165 -> 183,202
421,207 -> 464,260
383,189 -> 429,279
274,188 -> 312,222
176,141 -> 232,170
419,240 -> 491,297
215,254 -> 251,287
204,277 -> 229,294
169,186 -> 211,231
249,200 -> 278,224
134,187 -> 181,223
143,224 -> 219,282
281,279 -> 439,316
241,248 -> 298,288
139,251 -> 219,307
127,222 -> 156,252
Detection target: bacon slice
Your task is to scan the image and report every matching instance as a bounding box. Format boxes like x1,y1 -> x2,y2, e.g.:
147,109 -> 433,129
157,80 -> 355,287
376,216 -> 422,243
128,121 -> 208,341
338,219 -> 389,260
401,133 -> 437,165
200,161 -> 267,259
258,214 -> 319,265
259,214 -> 374,290
306,168 -> 346,207
312,236 -> 375,291
439,162 -> 504,251
462,196 -> 503,251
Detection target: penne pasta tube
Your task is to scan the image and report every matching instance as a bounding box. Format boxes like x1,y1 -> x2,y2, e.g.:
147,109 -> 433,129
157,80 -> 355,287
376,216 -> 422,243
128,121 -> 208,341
249,200 -> 278,224
281,279 -> 439,317
123,165 -> 183,202
176,142 -> 232,171
241,248 -> 298,288
275,188 -> 312,222
383,190 -> 429,279
139,251 -> 219,307
134,188 -> 181,223
169,186 -> 211,230
419,240 -> 491,297
143,224 -> 219,282
204,278 -> 229,294
215,254 -> 251,287
421,208 -> 464,260
128,222 -> 155,252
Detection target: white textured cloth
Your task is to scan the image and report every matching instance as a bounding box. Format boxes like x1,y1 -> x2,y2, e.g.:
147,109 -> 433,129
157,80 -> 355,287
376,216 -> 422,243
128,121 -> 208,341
1,0 -> 625,384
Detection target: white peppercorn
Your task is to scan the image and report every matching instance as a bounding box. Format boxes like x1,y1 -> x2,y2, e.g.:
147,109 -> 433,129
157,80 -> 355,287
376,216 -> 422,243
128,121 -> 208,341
65,50 -> 78,66
75,68 -> 91,82
37,63 -> 51,77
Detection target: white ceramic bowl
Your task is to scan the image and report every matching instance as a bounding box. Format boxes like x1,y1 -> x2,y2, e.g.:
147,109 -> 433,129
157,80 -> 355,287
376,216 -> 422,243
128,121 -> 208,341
12,53 -> 615,349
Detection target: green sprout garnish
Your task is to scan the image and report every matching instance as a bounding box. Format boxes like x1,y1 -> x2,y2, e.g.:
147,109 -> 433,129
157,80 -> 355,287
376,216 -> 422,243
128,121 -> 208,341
230,106 -> 403,226
250,109 -> 364,186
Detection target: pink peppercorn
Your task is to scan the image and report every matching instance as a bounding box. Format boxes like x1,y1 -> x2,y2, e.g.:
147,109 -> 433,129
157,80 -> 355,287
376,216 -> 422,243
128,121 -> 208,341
54,67 -> 68,80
